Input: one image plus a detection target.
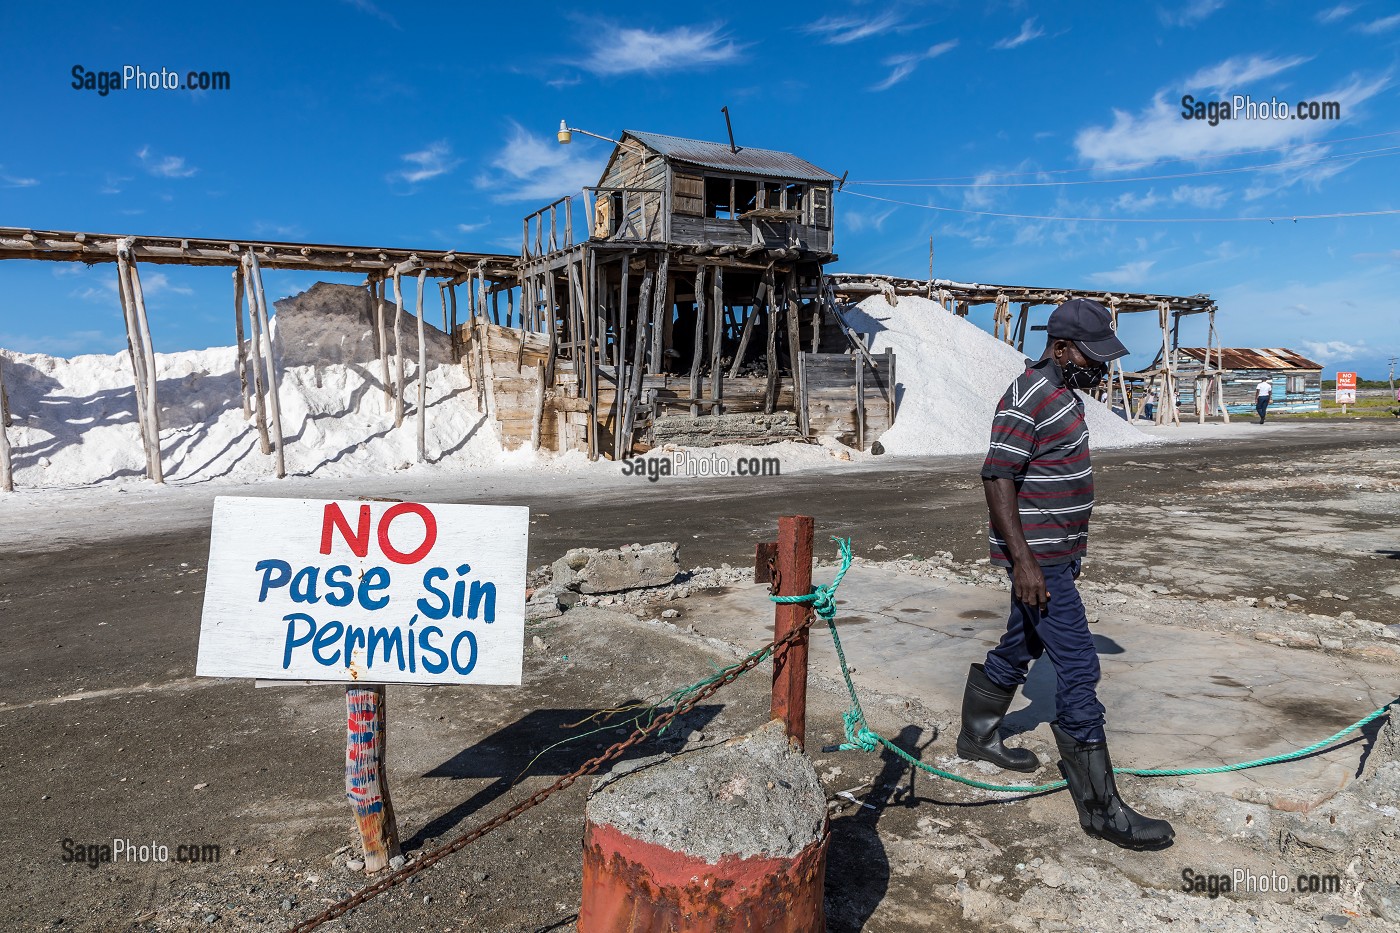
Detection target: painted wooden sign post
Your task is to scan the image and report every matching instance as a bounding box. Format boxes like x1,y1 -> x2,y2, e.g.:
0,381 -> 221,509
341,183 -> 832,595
197,496 -> 529,871
1336,371 -> 1357,414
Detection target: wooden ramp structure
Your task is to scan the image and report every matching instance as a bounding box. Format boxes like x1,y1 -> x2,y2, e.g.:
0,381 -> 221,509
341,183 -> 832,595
829,272 -> 1228,426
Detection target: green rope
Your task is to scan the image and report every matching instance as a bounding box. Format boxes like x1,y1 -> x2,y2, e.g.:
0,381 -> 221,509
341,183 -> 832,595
776,538 -> 1397,795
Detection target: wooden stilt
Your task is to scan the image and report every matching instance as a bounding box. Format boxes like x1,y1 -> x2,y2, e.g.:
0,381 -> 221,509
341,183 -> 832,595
689,266 -> 707,417
115,251 -> 157,479
392,269 -> 406,428
478,319 -> 497,419
710,266 -> 724,413
241,265 -> 272,456
373,276 -> 391,409
234,270 -> 251,419
530,362 -> 547,451
0,352 -> 13,493
415,269 -> 428,463
544,271 -> 558,386
729,272 -> 767,379
586,250 -> 600,461
763,267 -> 779,415
620,268 -> 654,456
649,254 -> 669,373
345,685 -> 401,873
783,269 -> 801,395
127,261 -> 164,484
247,253 -> 286,478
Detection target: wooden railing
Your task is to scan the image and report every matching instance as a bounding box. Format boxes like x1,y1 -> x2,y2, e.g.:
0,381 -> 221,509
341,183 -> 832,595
521,196 -> 576,262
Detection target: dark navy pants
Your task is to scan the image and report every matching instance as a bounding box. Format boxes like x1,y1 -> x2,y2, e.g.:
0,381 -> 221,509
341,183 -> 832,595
982,559 -> 1107,744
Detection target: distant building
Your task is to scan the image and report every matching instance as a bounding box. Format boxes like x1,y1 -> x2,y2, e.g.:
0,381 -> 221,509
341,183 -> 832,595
1172,347 -> 1322,414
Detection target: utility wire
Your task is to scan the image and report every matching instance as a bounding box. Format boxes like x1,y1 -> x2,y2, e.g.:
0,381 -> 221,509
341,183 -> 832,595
841,188 -> 1400,224
849,129 -> 1400,183
848,145 -> 1400,189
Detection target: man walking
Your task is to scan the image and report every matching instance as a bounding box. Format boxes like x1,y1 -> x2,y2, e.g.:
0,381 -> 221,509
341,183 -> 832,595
957,297 -> 1174,851
1255,376 -> 1273,423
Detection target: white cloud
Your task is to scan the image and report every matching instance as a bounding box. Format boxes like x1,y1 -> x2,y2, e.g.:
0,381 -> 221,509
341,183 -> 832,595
1089,259 -> 1157,287
389,141 -> 461,186
1359,13 -> 1400,34
456,221 -> 489,234
0,330 -> 123,356
1074,68 -> 1390,170
1113,189 -> 1162,212
577,23 -> 741,76
992,18 -> 1046,51
1171,184 -> 1228,208
136,145 -> 197,178
842,206 -> 897,233
1316,4 -> 1356,24
1298,339 -> 1368,362
1159,0 -> 1226,27
1184,53 -> 1311,93
2,173 -> 38,188
251,221 -> 306,239
804,11 -> 904,44
481,121 -> 605,203
870,40 -> 958,92
73,270 -> 191,303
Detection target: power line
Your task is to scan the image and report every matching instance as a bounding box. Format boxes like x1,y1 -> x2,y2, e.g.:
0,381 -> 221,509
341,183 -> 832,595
848,129 -> 1400,183
848,145 -> 1400,189
841,188 -> 1400,224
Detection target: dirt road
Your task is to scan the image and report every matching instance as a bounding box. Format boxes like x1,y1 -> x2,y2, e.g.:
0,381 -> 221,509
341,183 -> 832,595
1,421 -> 1396,930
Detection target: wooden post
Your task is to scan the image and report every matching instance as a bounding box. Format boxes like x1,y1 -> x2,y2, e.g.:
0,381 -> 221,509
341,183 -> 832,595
763,267 -> 779,414
114,252 -> 157,479
0,352 -> 12,493
709,267 -> 724,413
247,253 -> 286,478
530,362 -> 547,451
771,515 -> 814,750
649,254 -> 669,373
855,355 -> 866,450
415,269 -> 428,463
392,270 -> 406,428
234,269 -> 251,419
346,685 -> 401,873
373,276 -> 392,408
241,265 -> 272,455
127,260 -> 164,484
587,250 -> 601,461
620,268 -> 654,456
688,266 -> 707,417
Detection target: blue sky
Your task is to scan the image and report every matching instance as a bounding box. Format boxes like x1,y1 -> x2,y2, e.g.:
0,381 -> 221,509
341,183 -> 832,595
1,1 -> 1397,377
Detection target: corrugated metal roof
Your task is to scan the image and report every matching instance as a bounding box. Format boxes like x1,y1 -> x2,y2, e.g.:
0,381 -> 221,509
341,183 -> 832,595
1177,347 -> 1324,370
622,130 -> 839,182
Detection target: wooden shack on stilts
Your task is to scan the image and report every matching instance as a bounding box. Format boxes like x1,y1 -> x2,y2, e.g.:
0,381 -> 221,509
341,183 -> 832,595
465,130 -> 896,459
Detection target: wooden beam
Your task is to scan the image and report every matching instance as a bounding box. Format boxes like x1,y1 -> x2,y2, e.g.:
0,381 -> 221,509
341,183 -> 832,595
246,252 -> 286,478
415,269 -> 428,463
345,685 -> 401,873
689,266 -> 707,417
649,254 -> 669,372
392,269 -> 406,428
0,352 -> 12,492
241,265 -> 272,455
709,266 -> 724,413
763,266 -> 778,414
729,272 -> 766,379
620,267 -> 654,456
234,269 -> 251,419
114,249 -> 158,480
126,259 -> 164,484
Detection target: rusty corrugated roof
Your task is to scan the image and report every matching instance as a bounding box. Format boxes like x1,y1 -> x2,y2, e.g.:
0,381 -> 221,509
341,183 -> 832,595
623,130 -> 839,182
1177,347 -> 1324,370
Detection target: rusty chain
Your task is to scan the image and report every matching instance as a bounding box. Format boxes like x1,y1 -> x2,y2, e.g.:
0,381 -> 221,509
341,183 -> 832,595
288,609 -> 814,933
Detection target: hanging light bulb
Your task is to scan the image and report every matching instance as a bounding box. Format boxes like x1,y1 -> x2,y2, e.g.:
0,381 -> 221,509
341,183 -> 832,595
557,120 -> 572,145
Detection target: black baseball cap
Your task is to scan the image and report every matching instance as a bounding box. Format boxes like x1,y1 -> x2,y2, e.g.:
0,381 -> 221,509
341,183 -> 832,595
1047,298 -> 1129,363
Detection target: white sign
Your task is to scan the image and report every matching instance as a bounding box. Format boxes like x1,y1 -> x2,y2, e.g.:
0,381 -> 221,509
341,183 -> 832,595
196,497 -> 529,685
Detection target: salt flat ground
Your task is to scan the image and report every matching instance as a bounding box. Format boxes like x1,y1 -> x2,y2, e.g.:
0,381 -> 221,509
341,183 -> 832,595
0,420 -> 1397,931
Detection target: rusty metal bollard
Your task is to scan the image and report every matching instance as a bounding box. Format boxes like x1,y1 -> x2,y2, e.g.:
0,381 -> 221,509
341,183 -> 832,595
578,721 -> 828,932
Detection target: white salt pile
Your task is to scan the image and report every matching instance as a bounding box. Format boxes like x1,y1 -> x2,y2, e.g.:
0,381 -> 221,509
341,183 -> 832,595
0,283 -> 504,489
842,294 -> 1151,456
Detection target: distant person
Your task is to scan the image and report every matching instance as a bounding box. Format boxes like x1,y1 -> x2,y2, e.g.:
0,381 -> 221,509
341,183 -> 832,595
1255,376 -> 1273,423
1141,388 -> 1158,422
960,297 -> 1174,851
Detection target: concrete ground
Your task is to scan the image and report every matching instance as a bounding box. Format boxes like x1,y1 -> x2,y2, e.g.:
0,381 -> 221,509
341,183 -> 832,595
1,420 -> 1397,931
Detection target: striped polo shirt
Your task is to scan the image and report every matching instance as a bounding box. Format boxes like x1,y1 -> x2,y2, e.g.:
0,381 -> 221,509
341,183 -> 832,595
980,357 -> 1093,567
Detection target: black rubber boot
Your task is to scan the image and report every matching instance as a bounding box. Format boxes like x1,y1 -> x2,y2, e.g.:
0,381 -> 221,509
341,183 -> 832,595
1052,723 -> 1175,850
956,664 -> 1041,773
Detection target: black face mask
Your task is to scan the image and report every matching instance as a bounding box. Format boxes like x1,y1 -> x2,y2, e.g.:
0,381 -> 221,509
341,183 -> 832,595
1061,359 -> 1107,389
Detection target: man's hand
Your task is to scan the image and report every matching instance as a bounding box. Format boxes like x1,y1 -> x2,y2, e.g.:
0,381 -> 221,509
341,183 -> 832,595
1011,560 -> 1049,611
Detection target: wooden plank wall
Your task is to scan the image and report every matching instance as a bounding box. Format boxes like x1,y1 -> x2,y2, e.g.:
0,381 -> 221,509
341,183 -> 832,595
458,322 -> 587,452
803,350 -> 895,449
